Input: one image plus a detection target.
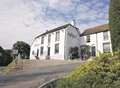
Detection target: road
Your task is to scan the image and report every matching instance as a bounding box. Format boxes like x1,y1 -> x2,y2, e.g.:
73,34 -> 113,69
0,61 -> 82,88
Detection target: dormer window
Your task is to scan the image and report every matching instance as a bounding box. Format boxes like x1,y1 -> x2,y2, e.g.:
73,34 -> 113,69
86,35 -> 90,43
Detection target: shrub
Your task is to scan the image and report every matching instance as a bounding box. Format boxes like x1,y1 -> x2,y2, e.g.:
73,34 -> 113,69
114,51 -> 120,59
56,53 -> 120,88
0,46 -> 13,66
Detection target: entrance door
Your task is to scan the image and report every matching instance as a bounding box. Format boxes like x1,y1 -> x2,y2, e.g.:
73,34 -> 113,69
47,47 -> 50,60
37,49 -> 39,57
48,47 -> 50,56
36,49 -> 39,60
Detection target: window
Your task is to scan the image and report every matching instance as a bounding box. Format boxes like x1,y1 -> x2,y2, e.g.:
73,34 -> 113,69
103,31 -> 109,40
91,46 -> 96,56
48,34 -> 51,43
32,50 -> 34,55
41,36 -> 44,44
40,47 -> 44,55
86,35 -> 90,42
103,43 -> 110,53
55,31 -> 60,41
55,43 -> 59,54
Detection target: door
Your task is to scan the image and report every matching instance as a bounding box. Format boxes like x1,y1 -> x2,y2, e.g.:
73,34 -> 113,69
46,47 -> 50,60
37,49 -> 39,57
36,49 -> 39,60
48,47 -> 50,56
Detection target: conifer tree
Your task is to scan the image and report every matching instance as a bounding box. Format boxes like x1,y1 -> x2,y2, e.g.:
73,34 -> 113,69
109,0 -> 120,51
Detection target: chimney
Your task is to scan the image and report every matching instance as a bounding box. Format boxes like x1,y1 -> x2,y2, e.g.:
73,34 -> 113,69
70,19 -> 76,26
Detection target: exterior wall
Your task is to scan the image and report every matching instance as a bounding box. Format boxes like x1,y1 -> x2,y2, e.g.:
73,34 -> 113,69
80,30 -> 112,56
30,28 -> 66,60
65,26 -> 81,59
30,38 -> 41,60
30,24 -> 112,60
48,28 -> 66,60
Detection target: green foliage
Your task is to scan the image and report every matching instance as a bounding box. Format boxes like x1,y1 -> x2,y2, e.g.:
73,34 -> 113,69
114,51 -> 120,59
56,53 -> 120,88
109,0 -> 120,51
0,46 -> 13,66
13,41 -> 30,59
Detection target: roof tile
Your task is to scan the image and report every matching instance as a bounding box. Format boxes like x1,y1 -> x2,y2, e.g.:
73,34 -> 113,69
81,24 -> 109,36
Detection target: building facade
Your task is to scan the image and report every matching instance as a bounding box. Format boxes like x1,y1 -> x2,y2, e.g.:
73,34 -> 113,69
30,24 -> 112,60
80,24 -> 112,58
30,24 -> 81,60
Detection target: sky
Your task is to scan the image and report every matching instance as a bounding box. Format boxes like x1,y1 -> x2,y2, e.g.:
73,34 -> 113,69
0,0 -> 109,49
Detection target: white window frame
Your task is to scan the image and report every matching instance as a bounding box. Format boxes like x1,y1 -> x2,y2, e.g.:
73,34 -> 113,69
86,35 -> 90,43
55,31 -> 60,41
103,31 -> 109,41
103,43 -> 111,53
55,43 -> 59,54
41,36 -> 44,44
48,34 -> 51,43
40,46 -> 44,55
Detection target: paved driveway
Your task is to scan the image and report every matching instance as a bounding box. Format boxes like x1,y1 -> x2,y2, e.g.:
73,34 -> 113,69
0,61 -> 82,88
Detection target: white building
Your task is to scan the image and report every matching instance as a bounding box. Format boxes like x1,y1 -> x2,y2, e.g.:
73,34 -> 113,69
30,24 -> 113,60
80,24 -> 112,58
30,24 -> 81,60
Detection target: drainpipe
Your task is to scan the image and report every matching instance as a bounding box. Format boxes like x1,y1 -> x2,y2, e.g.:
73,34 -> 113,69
64,28 -> 67,60
109,31 -> 113,56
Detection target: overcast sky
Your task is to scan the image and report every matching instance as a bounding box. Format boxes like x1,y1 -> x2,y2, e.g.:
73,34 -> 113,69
0,0 -> 109,49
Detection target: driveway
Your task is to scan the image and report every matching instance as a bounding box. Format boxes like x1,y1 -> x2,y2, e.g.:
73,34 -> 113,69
0,60 -> 83,88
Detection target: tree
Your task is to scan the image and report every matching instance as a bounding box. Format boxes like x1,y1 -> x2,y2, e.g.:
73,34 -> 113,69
0,46 -> 5,65
109,0 -> 120,51
12,41 -> 30,59
0,46 -> 13,66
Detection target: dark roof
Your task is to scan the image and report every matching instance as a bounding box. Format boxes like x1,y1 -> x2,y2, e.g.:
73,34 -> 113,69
81,24 -> 109,36
35,24 -> 75,39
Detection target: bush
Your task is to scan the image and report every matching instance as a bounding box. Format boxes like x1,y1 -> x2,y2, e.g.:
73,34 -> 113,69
56,53 -> 120,88
0,46 -> 13,66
